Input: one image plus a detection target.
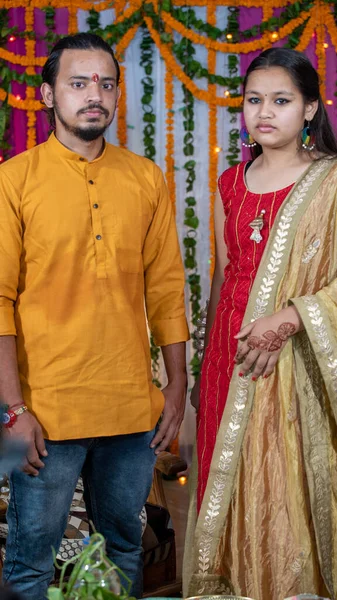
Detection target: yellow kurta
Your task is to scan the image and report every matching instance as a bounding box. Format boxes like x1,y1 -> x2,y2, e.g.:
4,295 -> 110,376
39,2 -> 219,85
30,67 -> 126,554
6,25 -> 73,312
0,133 -> 189,440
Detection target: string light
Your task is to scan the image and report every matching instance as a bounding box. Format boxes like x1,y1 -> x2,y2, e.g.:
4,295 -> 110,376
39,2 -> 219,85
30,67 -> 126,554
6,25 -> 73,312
8,35 -> 16,42
178,476 -> 187,485
326,99 -> 333,105
323,42 -> 329,49
0,156 -> 4,163
214,146 -> 222,153
226,33 -> 233,40
15,94 -> 21,100
224,90 -> 230,97
270,32 -> 279,41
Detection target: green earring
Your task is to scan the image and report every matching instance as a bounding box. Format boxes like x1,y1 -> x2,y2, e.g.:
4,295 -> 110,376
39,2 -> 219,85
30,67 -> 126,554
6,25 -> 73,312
301,121 -> 315,151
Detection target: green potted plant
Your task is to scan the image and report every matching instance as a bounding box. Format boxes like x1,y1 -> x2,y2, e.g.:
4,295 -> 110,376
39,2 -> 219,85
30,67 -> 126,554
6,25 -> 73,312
47,532 -> 136,600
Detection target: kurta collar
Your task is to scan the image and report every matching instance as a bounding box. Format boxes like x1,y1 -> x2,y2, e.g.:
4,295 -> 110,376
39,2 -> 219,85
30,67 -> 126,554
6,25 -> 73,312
46,131 -> 107,163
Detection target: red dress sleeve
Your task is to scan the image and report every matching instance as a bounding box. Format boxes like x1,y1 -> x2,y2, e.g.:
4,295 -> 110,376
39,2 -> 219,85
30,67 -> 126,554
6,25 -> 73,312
218,163 -> 244,216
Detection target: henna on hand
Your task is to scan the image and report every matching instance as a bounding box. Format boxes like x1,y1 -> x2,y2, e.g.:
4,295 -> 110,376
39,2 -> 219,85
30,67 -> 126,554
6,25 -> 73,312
247,322 -> 296,353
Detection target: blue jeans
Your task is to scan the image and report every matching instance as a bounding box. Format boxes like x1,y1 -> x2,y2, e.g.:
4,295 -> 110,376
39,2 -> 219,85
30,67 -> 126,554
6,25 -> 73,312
3,430 -> 157,600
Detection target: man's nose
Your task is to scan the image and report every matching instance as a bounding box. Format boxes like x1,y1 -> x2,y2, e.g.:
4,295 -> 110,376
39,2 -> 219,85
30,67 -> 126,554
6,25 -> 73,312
85,82 -> 103,103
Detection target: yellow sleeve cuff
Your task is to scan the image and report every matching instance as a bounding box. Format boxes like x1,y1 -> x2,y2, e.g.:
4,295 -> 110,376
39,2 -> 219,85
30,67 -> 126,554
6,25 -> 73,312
151,317 -> 190,347
0,305 -> 17,336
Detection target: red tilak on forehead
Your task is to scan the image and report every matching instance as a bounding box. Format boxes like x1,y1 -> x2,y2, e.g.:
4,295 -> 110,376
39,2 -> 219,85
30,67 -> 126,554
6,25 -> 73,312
92,73 -> 99,83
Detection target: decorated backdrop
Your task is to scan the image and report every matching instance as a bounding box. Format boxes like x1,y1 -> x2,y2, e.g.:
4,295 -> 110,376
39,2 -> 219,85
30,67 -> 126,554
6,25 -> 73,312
1,0 -> 337,450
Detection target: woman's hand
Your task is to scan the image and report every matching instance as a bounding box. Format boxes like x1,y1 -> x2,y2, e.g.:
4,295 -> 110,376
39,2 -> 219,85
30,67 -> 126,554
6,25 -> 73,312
234,306 -> 303,380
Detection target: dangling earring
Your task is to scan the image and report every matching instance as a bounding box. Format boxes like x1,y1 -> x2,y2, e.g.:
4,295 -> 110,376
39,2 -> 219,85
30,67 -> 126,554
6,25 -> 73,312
301,121 -> 315,151
240,126 -> 257,148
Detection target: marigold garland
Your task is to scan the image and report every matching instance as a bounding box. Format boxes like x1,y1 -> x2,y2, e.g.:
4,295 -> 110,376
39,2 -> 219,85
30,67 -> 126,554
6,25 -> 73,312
207,5 -> 217,281
115,22 -> 140,61
315,3 -> 326,102
144,16 -> 242,108
165,65 -> 176,213
173,0 -> 299,6
158,8 -> 312,54
25,6 -> 37,150
0,0 -> 301,6
117,64 -> 127,148
323,3 -> 337,48
295,8 -> 316,51
68,6 -> 78,34
262,4 -> 274,21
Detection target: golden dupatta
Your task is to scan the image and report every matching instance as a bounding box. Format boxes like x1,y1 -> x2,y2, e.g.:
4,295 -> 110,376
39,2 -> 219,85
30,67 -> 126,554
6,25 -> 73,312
183,157 -> 337,600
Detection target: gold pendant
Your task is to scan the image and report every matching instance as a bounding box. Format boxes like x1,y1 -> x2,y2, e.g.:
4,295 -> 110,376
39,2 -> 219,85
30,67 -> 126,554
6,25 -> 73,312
249,210 -> 266,243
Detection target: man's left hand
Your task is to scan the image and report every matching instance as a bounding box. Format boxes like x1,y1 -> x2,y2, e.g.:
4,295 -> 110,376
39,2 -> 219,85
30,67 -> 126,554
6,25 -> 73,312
150,377 -> 187,455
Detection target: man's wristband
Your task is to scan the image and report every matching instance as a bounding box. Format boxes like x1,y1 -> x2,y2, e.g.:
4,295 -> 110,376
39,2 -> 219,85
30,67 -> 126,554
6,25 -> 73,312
1,404 -> 28,428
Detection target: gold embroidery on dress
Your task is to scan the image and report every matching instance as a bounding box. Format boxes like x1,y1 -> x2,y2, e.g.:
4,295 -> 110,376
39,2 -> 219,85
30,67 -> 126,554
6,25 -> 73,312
290,550 -> 305,575
304,296 -> 337,395
252,161 -> 328,322
196,161 -> 330,589
301,300 -> 335,595
198,376 -> 250,583
301,239 -> 321,264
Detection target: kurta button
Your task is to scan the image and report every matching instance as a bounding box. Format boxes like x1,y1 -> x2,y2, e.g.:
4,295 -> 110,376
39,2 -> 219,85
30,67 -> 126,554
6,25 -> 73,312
96,234 -> 102,240
89,180 -> 94,184
93,203 -> 99,209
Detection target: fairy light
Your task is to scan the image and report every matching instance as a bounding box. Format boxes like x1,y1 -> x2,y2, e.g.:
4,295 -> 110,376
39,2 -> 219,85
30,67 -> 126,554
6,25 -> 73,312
8,35 -> 16,42
178,476 -> 187,485
0,156 -> 4,163
326,99 -> 333,105
15,94 -> 22,101
226,33 -> 233,40
224,90 -> 230,97
270,32 -> 279,41
323,42 -> 329,49
214,146 -> 222,153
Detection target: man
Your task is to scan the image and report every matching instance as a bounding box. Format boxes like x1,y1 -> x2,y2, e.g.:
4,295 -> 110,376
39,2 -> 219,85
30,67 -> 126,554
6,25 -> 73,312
0,32 -> 189,600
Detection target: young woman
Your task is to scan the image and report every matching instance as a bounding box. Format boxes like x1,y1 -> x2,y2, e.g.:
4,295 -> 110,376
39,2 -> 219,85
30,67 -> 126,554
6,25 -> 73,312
183,48 -> 337,600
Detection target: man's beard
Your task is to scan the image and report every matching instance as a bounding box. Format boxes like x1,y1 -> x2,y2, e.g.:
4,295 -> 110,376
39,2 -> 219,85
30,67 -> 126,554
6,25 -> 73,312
53,99 -> 114,142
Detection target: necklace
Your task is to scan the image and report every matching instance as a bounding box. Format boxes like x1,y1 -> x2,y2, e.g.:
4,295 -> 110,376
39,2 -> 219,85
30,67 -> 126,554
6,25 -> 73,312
249,209 -> 266,243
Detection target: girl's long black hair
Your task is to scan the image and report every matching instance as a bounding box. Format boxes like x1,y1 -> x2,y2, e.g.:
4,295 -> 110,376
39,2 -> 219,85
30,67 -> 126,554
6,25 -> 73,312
243,48 -> 337,159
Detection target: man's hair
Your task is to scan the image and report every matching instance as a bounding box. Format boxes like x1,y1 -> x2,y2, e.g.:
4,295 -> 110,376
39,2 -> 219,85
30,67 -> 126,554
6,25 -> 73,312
41,32 -> 120,128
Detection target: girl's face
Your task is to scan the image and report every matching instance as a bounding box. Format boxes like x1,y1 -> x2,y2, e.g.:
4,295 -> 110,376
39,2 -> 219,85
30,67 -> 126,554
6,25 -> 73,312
243,66 -> 317,151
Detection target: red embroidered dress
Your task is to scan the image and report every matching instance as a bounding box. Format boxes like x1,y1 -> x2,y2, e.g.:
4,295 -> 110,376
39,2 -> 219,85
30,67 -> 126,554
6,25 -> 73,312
197,162 -> 294,509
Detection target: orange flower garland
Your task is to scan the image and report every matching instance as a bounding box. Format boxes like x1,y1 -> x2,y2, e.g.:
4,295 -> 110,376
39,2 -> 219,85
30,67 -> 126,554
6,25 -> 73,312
173,0 -> 299,6
295,8 -> 316,51
117,64 -> 127,148
165,65 -> 176,213
144,16 -> 242,107
115,23 -> 140,148
158,8 -> 312,54
68,5 -> 78,34
315,3 -> 326,102
207,4 -> 217,280
323,4 -> 337,48
262,4 -> 274,21
25,5 -> 37,150
115,22 -> 140,61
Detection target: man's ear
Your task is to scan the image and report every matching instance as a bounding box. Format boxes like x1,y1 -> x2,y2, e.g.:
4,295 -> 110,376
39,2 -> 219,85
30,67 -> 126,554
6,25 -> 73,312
40,82 -> 54,108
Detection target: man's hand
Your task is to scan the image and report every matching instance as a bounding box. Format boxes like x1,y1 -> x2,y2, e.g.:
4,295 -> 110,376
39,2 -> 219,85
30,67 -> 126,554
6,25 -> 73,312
6,411 -> 48,476
150,376 -> 187,455
234,305 -> 303,380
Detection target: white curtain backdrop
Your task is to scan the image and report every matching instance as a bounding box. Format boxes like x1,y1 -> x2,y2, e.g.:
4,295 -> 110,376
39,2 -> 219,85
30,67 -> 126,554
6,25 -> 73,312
77,8 -> 242,460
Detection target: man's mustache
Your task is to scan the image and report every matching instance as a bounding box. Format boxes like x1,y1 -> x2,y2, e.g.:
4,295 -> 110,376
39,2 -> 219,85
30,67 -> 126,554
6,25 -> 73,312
77,104 -> 109,118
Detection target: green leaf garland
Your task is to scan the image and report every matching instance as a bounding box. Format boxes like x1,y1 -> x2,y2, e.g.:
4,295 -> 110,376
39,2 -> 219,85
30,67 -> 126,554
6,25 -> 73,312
140,24 -> 161,387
